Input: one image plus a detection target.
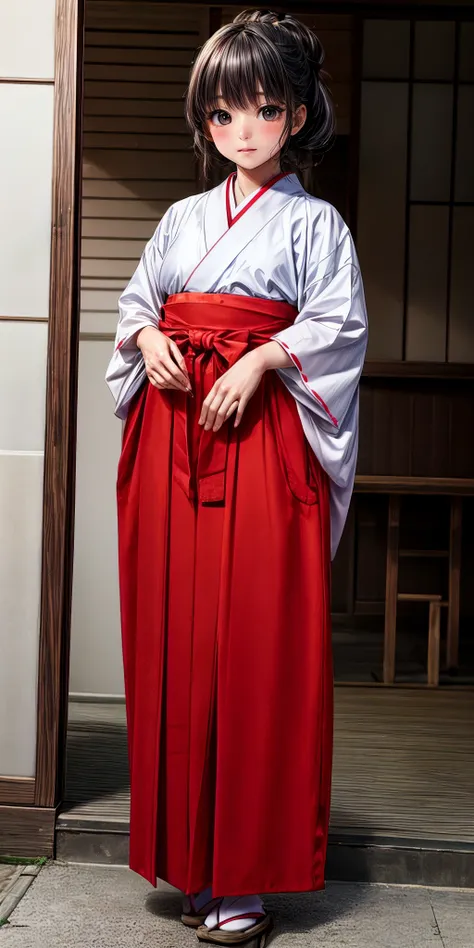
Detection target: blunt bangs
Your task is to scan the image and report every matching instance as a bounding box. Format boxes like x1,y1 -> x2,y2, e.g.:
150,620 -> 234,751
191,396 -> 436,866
193,29 -> 294,120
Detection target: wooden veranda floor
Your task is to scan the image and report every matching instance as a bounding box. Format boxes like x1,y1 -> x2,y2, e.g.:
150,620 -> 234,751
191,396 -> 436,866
62,687 -> 474,846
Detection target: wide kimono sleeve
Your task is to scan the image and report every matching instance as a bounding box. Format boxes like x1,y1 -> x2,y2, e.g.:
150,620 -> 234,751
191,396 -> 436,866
272,202 -> 368,558
105,205 -> 174,420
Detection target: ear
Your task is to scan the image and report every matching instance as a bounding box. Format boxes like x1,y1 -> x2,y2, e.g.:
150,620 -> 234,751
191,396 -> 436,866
290,104 -> 307,137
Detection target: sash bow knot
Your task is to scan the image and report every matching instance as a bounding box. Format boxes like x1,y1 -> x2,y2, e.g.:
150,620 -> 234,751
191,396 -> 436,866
160,325 -> 256,504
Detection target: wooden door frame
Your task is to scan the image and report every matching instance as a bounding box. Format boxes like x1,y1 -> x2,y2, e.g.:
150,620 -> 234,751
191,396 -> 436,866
34,0 -> 85,819
30,0 -> 474,853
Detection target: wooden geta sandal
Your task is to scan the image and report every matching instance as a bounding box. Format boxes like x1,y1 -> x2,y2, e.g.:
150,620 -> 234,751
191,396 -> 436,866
196,906 -> 273,946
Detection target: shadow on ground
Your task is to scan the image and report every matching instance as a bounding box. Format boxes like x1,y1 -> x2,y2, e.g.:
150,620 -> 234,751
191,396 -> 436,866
144,884 -> 367,942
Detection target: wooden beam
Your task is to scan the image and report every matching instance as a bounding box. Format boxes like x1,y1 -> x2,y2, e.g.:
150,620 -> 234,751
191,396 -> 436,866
398,593 -> 442,602
0,777 -> 35,806
162,1 -> 474,10
362,361 -> 474,379
354,476 -> 474,496
0,806 -> 56,858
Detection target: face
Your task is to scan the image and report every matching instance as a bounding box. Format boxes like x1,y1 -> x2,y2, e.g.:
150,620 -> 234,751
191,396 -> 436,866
204,88 -> 306,171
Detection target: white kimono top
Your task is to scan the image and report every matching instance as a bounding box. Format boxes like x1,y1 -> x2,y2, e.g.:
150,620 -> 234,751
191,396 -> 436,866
105,171 -> 368,558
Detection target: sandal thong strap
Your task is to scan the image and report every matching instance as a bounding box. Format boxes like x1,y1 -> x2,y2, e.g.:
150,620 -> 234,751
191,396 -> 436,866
212,911 -> 266,932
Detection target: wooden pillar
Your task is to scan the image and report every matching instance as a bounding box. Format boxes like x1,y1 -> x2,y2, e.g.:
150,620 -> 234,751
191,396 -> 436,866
35,0 -> 84,807
446,497 -> 462,671
427,602 -> 441,687
383,495 -> 400,684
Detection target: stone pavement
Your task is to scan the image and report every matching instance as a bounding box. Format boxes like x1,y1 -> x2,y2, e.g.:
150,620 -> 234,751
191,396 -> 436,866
0,867 -> 17,902
0,862 -> 473,948
0,864 -> 41,927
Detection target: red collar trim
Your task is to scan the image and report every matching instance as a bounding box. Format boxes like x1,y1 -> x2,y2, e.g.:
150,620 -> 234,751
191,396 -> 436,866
225,171 -> 291,228
182,171 -> 290,292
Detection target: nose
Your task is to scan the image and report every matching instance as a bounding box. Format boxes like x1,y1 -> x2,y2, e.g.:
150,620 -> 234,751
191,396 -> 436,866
237,117 -> 251,141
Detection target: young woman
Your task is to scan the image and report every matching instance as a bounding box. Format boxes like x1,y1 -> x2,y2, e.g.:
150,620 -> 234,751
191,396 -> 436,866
106,9 -> 367,947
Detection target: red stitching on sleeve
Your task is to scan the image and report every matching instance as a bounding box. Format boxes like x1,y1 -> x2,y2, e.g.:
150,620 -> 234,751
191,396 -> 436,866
311,390 -> 339,427
290,351 -> 303,372
276,337 -> 338,427
116,339 -> 124,351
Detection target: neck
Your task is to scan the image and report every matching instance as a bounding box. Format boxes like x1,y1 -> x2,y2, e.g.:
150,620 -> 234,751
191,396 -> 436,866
234,158 -> 283,201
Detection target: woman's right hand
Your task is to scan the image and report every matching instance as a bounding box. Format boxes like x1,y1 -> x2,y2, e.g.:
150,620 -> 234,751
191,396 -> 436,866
137,326 -> 192,393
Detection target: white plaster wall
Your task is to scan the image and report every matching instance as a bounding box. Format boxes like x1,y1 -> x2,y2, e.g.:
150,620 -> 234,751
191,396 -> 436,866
0,27 -> 54,774
0,0 -> 56,80
0,320 -> 49,776
0,85 -> 54,319
70,340 -> 124,697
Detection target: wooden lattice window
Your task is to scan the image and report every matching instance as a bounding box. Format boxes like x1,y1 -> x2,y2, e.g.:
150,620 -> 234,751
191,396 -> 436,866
357,18 -> 474,365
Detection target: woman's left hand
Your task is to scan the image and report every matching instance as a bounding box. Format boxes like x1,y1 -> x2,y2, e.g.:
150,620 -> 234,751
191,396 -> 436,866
199,349 -> 266,432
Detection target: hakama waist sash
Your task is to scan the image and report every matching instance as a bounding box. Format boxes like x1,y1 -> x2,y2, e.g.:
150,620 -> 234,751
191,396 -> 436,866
159,292 -> 297,504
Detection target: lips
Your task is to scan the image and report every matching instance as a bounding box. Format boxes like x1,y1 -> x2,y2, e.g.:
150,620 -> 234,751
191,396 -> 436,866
238,148 -> 256,153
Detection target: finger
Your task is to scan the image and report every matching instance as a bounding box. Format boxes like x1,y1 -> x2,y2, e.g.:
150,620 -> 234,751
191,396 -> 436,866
148,354 -> 188,391
204,391 -> 231,431
199,382 -> 220,426
234,397 -> 248,427
225,399 -> 240,420
148,375 -> 167,389
168,340 -> 190,383
152,363 -> 187,391
146,366 -> 166,386
213,397 -> 239,432
146,361 -> 177,387
148,368 -> 182,391
161,352 -> 190,390
148,375 -> 171,390
202,391 -> 226,430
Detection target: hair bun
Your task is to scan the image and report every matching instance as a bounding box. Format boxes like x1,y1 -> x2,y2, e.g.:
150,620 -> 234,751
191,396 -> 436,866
232,9 -> 324,71
233,10 -> 285,26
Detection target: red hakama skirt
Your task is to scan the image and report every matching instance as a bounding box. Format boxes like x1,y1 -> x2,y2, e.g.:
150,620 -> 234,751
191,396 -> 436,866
117,292 -> 333,897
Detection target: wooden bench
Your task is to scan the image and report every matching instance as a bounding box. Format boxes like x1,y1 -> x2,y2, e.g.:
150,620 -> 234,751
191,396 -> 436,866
354,476 -> 474,686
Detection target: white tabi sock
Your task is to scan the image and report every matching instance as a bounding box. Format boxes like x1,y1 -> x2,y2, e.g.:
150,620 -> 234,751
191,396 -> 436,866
204,894 -> 264,932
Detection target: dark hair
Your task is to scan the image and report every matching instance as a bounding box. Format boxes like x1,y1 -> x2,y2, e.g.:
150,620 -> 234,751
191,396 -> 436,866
184,9 -> 335,182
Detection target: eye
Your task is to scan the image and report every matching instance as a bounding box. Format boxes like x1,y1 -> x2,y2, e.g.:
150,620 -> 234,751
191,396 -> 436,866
209,109 -> 231,126
259,105 -> 284,121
